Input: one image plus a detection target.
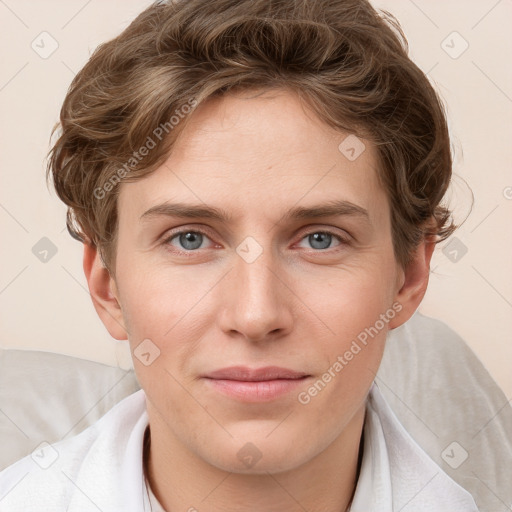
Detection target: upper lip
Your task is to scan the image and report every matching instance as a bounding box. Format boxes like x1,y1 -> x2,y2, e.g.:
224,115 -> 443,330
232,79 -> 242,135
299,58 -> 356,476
203,366 -> 310,381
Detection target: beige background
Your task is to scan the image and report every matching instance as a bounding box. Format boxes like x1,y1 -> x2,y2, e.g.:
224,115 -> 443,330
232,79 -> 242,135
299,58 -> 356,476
0,0 -> 511,397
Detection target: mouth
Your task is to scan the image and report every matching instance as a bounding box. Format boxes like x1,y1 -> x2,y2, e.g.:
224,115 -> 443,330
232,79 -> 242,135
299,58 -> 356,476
203,365 -> 310,381
202,366 -> 311,402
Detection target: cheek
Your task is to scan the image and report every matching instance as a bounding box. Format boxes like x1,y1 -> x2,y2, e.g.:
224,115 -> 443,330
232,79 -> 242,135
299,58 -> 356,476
116,261 -> 213,371
309,263 -> 395,333
301,266 -> 395,400
118,258 -> 197,329
299,319 -> 388,431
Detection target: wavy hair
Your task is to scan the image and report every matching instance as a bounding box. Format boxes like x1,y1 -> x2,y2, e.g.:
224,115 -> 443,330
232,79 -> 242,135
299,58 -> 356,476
47,0 -> 457,275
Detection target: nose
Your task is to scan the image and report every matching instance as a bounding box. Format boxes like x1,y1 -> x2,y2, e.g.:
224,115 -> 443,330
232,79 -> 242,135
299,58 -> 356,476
217,241 -> 294,343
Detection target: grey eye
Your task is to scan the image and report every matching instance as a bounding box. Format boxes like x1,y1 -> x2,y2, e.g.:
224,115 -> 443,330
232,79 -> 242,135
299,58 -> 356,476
178,232 -> 203,250
308,232 -> 333,250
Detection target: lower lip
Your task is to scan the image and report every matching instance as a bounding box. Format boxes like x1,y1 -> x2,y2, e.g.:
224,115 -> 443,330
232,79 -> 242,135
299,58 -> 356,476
204,377 -> 309,402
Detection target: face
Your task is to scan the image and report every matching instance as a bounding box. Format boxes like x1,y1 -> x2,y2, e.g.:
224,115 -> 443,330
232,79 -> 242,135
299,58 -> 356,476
89,88 -> 425,475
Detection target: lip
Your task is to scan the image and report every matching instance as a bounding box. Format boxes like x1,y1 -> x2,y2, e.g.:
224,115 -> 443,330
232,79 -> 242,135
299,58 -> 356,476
203,366 -> 310,381
202,366 -> 311,402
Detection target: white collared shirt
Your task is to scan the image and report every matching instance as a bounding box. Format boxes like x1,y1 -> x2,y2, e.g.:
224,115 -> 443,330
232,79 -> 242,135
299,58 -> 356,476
349,383 -> 479,511
0,384 -> 479,511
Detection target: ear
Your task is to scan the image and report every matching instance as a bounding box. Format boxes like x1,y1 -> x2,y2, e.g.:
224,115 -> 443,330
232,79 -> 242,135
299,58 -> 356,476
388,235 -> 436,330
83,243 -> 128,340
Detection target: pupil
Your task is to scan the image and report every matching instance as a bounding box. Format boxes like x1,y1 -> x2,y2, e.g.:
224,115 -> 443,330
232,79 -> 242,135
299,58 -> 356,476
310,232 -> 331,250
181,232 -> 202,250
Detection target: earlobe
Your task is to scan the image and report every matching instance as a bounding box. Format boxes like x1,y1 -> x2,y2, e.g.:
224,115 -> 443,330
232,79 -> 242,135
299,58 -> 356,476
388,237 -> 436,330
83,243 -> 128,340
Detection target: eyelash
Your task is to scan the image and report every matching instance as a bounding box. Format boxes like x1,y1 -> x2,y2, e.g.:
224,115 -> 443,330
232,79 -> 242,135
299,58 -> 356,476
161,227 -> 351,256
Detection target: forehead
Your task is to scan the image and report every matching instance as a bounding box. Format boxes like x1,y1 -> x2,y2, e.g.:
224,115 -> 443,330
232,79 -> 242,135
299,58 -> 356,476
118,88 -> 389,227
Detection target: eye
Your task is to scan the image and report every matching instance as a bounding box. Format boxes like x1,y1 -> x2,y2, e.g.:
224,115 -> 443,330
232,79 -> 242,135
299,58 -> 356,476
163,230 -> 213,252
296,230 -> 349,251
161,227 -> 351,255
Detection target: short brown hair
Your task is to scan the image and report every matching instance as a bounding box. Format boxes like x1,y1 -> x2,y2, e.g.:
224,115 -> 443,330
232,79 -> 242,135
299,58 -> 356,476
47,0 -> 457,276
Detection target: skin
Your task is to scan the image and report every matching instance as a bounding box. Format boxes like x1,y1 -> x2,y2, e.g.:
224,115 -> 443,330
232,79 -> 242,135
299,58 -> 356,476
84,88 -> 435,512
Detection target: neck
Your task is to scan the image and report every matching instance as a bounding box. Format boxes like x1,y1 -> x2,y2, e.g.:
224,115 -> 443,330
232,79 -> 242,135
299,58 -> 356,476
143,405 -> 365,512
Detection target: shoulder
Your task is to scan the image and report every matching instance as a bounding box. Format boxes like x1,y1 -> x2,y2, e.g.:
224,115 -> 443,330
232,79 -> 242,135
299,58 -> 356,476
369,384 -> 480,511
0,390 -> 148,512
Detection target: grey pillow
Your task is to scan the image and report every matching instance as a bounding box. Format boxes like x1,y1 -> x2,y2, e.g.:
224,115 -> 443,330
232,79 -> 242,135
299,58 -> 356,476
0,312 -> 510,511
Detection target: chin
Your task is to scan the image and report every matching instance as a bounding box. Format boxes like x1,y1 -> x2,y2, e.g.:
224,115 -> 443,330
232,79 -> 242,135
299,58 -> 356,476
202,436 -> 312,475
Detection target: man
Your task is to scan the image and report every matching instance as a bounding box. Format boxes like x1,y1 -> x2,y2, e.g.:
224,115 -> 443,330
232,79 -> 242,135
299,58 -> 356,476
0,0 -> 480,510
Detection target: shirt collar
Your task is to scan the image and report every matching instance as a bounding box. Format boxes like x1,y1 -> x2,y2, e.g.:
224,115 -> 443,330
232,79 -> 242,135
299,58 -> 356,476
350,382 -> 478,512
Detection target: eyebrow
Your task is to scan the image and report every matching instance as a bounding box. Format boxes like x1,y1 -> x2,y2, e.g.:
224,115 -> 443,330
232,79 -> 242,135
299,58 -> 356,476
140,199 -> 371,225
